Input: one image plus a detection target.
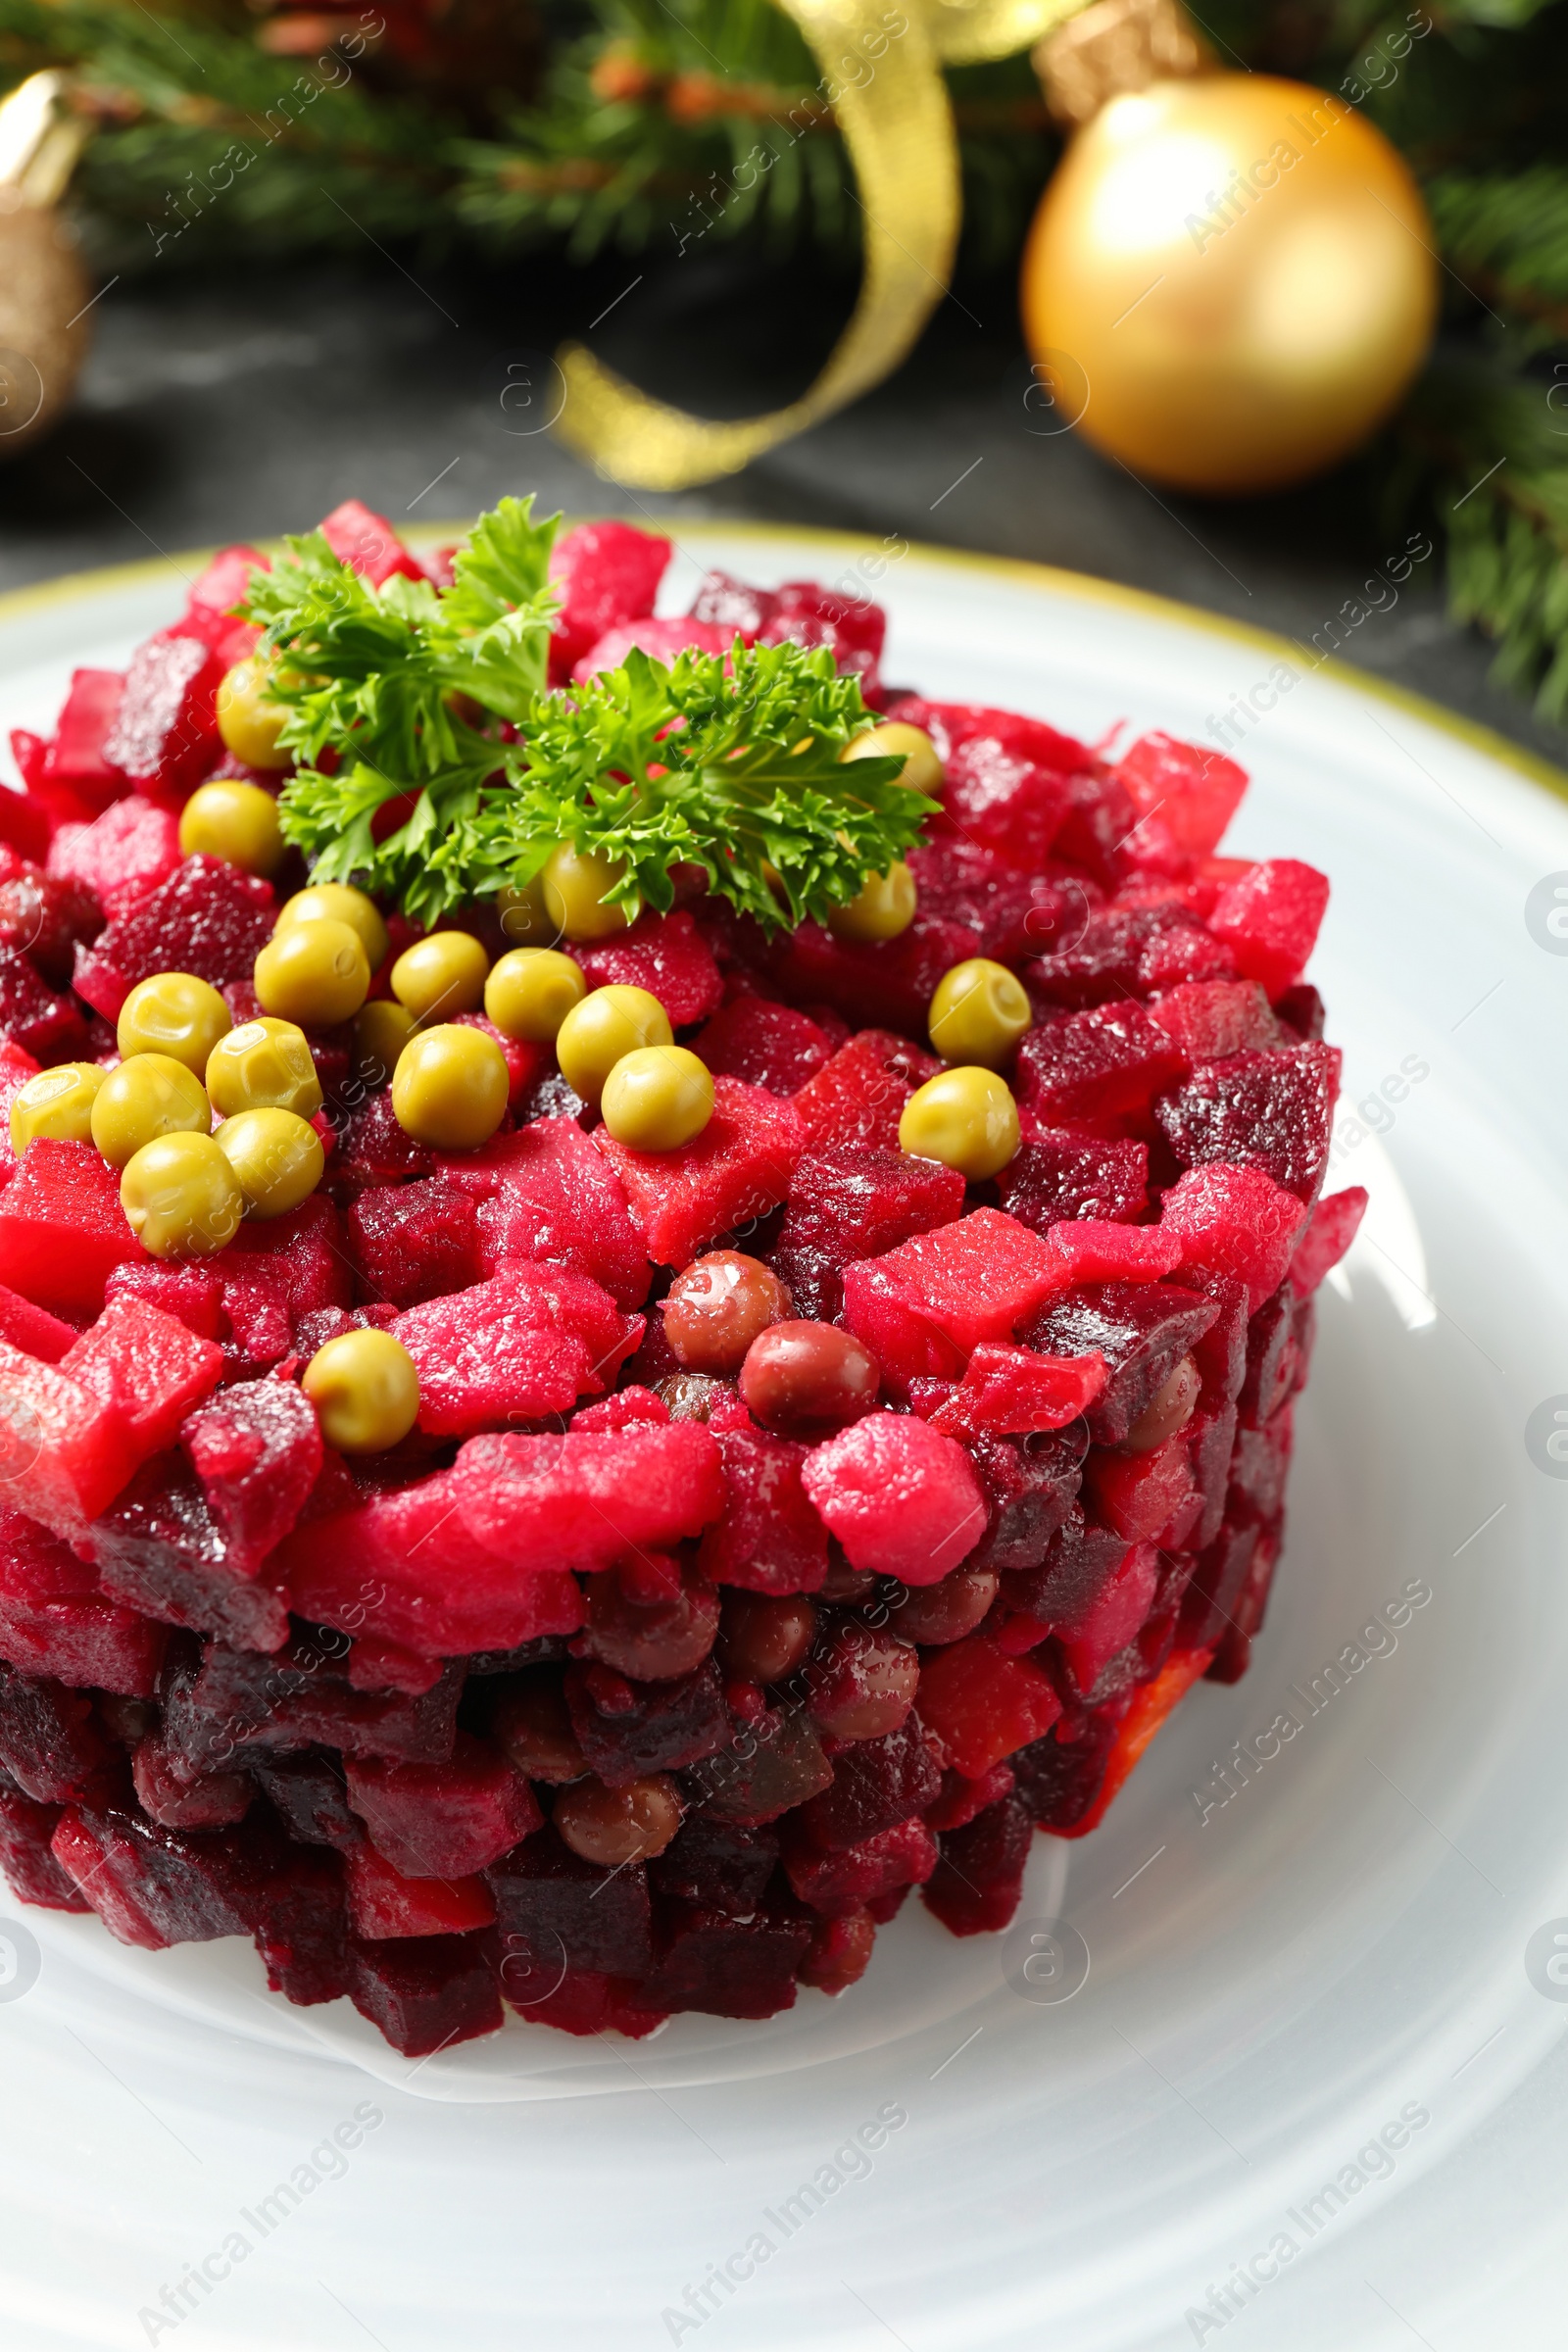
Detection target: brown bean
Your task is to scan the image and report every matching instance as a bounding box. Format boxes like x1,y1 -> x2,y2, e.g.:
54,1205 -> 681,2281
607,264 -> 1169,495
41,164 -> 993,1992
887,1566 -> 999,1645
1122,1354 -> 1201,1453
663,1250 -> 792,1374
739,1319 -> 880,1435
490,1677 -> 587,1784
553,1773 -> 683,1866
718,1592 -> 817,1685
806,1621 -> 920,1740
578,1554 -> 719,1682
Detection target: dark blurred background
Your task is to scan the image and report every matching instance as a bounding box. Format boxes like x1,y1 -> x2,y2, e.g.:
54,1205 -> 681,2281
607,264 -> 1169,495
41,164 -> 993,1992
6,242 -> 1561,770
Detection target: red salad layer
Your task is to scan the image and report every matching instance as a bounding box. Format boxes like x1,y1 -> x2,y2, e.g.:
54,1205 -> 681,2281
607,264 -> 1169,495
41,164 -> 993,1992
0,503 -> 1364,2055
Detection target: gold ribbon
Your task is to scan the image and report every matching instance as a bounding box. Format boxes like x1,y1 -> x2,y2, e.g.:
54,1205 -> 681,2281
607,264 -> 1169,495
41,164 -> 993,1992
552,0 -> 1086,490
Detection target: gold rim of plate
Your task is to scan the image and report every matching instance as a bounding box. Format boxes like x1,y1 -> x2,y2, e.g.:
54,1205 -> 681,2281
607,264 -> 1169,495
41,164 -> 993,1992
0,517 -> 1563,808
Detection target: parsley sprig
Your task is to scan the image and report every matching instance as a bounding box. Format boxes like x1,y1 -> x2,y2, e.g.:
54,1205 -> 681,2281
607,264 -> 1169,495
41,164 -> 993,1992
245,499 -> 933,932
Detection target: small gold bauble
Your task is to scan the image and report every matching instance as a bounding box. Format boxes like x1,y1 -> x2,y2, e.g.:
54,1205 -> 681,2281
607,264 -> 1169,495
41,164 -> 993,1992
0,196 -> 88,458
1021,75 -> 1439,495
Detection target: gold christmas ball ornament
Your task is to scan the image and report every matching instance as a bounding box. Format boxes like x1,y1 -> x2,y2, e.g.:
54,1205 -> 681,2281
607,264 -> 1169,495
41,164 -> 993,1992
1021,72 -> 1440,495
0,75 -> 92,458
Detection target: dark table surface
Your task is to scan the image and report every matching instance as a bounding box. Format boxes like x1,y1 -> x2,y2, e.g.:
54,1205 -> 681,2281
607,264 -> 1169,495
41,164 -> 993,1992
4,243 -> 1563,775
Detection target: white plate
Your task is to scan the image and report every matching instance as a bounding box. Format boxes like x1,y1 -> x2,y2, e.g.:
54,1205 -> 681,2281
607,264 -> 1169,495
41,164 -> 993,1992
0,527 -> 1565,2352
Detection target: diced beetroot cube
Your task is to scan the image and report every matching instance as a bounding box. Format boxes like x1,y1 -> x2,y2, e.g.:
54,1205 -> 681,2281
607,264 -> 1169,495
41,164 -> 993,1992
572,1385 -> 668,1433
132,1737 -> 253,1832
635,1895 -> 811,2020
564,1657 -> 729,1785
966,1426 -> 1088,1578
841,1208 -> 1064,1394
1053,769 -> 1139,887
907,837 -> 1075,966
0,1552 -> 167,1695
282,1468 -> 584,1657
287,1425 -> 719,1654
345,1732 -> 539,1879
1025,1280 -> 1217,1446
684,1703 -> 834,1825
74,856 -> 275,1020
452,1010 -> 544,1111
1010,1707 -> 1124,1832
1237,1287 -> 1297,1430
1189,1397 -> 1239,1547
0,863 -> 103,988
1290,1185 -> 1367,1297
1000,1128 -> 1149,1231
1082,1419 -> 1196,1542
695,995 -> 833,1097
688,571 -> 778,641
928,1343 -> 1107,1439
649,1814 -> 779,1909
594,1075 -> 805,1266
0,1140 -> 146,1314
1041,1219 -> 1183,1289
572,615 -> 729,684
487,1822 -> 655,1974
160,1638 -> 462,1778
0,1787 -> 89,1909
1208,859 -> 1329,1000
180,1376 -> 323,1574
0,1335 -> 144,1537
331,1087 -> 433,1193
452,1117 -> 648,1308
43,670 -> 125,806
345,1840 -> 496,1937
916,1637 -> 1061,1777
0,1279 -> 74,1360
1015,1004 -> 1187,1128
347,1181 -> 480,1308
1159,1162 -> 1308,1311
391,1265 -> 639,1437
1148,978 -> 1278,1060
758,580 -> 885,694
791,1029 -> 940,1154
63,1294 -> 222,1459
184,541 -> 269,629
794,1714 -> 942,1852
90,1456 -> 292,1652
0,947 -> 87,1064
923,1758 -> 1015,1832
346,1637 -> 446,1695
572,908 -> 723,1027
221,1196 -> 352,1329
1274,982 -> 1325,1042
773,1144 -> 964,1322
1228,1404 -> 1292,1523
318,499 -> 425,588
698,1425 -> 828,1593
0,1658 -> 114,1802
499,1958 -> 664,2038
801,1411 -> 985,1585
48,795 -> 181,919
1155,1043 -> 1336,1204
782,1813 -> 937,1917
101,629 -> 224,798
548,519 -> 672,682
883,697 -> 1093,775
932,734 -> 1072,868
1114,732 -> 1249,865
253,1845 -> 351,2007
920,1791 -> 1032,1936
346,1933 -> 503,2054
50,1810 -> 168,1946
1030,903 -> 1234,1009
766,912 -> 978,1037
253,1753 -> 365,1850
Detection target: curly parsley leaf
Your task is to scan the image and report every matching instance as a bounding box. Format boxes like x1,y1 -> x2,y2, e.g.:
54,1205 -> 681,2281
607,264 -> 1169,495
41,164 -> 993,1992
446,639 -> 935,934
256,500 -> 931,931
